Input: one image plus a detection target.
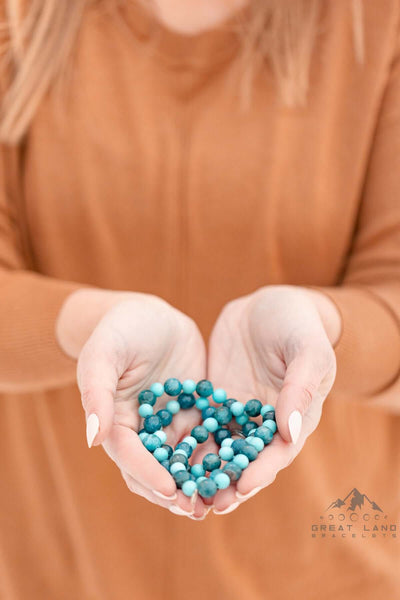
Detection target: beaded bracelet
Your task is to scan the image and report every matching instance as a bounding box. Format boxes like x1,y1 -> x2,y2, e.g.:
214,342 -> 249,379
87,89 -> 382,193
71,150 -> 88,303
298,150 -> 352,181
137,378 -> 278,500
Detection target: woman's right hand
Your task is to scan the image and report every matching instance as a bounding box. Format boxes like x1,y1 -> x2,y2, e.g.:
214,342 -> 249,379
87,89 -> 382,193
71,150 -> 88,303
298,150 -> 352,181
57,289 -> 208,518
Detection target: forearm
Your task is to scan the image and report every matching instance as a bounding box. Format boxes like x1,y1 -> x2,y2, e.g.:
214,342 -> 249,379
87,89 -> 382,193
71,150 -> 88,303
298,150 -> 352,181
302,287 -> 342,348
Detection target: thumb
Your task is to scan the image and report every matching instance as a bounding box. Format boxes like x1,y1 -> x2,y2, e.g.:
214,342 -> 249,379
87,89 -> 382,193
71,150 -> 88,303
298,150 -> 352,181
77,344 -> 119,447
275,346 -> 327,445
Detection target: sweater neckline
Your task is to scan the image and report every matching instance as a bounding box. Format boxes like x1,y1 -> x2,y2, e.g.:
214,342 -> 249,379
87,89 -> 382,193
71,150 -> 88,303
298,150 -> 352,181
120,0 -> 252,69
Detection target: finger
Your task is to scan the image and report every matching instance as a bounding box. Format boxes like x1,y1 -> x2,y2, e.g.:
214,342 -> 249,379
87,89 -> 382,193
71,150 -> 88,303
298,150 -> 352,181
77,344 -> 120,447
275,345 -> 331,444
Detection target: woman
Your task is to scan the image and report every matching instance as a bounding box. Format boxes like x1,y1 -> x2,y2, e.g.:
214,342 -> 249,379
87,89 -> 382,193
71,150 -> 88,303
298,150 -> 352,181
0,0 -> 399,597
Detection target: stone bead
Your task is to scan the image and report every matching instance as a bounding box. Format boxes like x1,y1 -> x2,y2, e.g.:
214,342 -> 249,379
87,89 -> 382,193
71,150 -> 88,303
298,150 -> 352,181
255,426 -> 274,444
244,399 -> 263,417
190,464 -> 205,478
144,415 -> 162,433
209,469 -> 224,480
235,414 -> 249,426
242,422 -> 257,437
241,444 -> 259,462
156,409 -> 173,427
150,382 -> 164,397
138,404 -> 153,418
221,438 -> 234,448
203,417 -> 219,433
182,379 -> 197,394
222,462 -> 243,482
173,470 -> 191,488
161,460 -> 170,471
219,446 -> 234,461
161,444 -> 173,459
164,378 -> 182,396
170,462 -> 187,475
233,454 -> 250,469
224,398 -> 237,409
138,389 -> 157,406
197,478 -> 218,498
196,398 -> 209,410
262,411 -> 276,422
153,447 -> 169,462
202,453 -> 221,472
196,379 -> 214,398
230,401 -> 244,417
260,404 -> 275,417
182,480 -> 197,497
144,435 -> 162,452
166,400 -> 180,415
246,436 -> 265,452
175,442 -> 193,458
215,407 -> 231,426
202,406 -> 216,420
178,392 -> 196,410
170,453 -> 189,467
154,430 -> 167,444
212,388 -> 227,404
231,439 -> 247,455
196,476 -> 208,485
191,425 -> 209,443
213,428 -> 231,446
263,419 -> 277,434
138,431 -> 149,442
214,472 -> 231,490
182,436 -> 197,450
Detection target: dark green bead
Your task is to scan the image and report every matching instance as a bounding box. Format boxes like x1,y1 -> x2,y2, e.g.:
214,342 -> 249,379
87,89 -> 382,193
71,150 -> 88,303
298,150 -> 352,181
224,398 -> 237,409
214,428 -> 231,446
161,444 -> 173,459
263,411 -> 276,422
173,470 -> 191,488
138,389 -> 157,406
191,425 -> 209,443
215,406 -> 231,425
231,439 -> 247,455
170,454 -> 189,467
196,379 -> 214,398
241,444 -> 259,462
222,462 -> 243,482
255,426 -> 274,444
175,442 -> 193,457
244,399 -> 263,417
164,378 -> 182,396
202,453 -> 221,472
177,392 -> 196,409
202,406 -> 216,420
143,415 -> 162,433
197,478 -> 218,498
156,409 -> 173,427
242,422 -> 257,436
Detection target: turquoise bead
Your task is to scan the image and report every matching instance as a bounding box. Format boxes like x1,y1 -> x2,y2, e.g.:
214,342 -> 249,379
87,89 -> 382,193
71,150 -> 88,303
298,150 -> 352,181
138,431 -> 149,442
196,476 -> 208,485
196,379 -> 214,398
260,404 -> 275,417
197,478 -> 218,498
150,382 -> 164,397
230,401 -> 244,417
174,449 -> 188,457
191,464 -> 205,478
144,415 -> 162,433
235,414 -> 249,426
182,436 -> 197,450
173,471 -> 190,488
138,389 -> 157,406
233,454 -> 250,469
210,469 -> 224,480
182,480 -> 197,497
154,430 -> 167,444
191,425 -> 209,443
255,426 -> 274,444
164,378 -> 182,396
214,472 -> 231,490
144,435 -> 162,452
263,419 -> 277,434
241,444 -> 258,462
166,400 -> 180,414
246,436 -> 265,452
221,438 -> 234,448
196,398 -> 209,410
170,454 -> 188,467
138,404 -> 153,418
244,399 -> 262,417
182,379 -> 197,394
177,392 -> 196,409
212,388 -> 227,403
153,447 -> 169,462
202,453 -> 221,472
170,462 -> 187,475
203,417 -> 219,432
222,462 -> 242,482
219,446 -> 234,461
215,407 -> 231,425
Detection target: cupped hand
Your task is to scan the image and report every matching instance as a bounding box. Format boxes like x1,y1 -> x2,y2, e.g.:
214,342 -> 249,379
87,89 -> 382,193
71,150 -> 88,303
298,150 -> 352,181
76,293 -> 209,517
207,285 -> 339,513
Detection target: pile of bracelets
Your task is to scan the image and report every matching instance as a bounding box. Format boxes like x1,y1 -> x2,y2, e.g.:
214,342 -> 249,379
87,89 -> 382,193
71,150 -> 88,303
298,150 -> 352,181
137,378 -> 278,500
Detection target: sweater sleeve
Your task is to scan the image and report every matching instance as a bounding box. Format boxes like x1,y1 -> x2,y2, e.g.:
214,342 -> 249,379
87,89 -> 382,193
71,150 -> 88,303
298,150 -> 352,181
0,141 -> 89,393
303,14 -> 400,408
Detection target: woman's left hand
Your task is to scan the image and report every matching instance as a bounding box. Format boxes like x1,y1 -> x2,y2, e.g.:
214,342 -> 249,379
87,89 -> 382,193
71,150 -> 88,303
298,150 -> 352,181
207,284 -> 341,513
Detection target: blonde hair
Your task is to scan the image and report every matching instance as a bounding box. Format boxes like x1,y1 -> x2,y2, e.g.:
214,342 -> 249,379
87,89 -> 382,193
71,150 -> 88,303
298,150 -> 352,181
0,0 -> 364,145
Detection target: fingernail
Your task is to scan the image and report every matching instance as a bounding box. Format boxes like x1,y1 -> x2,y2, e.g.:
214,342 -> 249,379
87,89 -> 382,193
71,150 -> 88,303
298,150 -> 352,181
168,505 -> 193,517
213,502 -> 240,515
288,410 -> 302,444
236,487 -> 261,501
152,489 -> 177,501
86,413 -> 100,448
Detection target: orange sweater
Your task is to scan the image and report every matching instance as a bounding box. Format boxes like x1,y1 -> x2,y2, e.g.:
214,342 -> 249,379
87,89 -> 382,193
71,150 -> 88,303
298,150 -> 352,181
0,1 -> 400,598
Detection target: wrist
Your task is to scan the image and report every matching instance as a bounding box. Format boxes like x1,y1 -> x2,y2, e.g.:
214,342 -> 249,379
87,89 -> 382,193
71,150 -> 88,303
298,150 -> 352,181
302,287 -> 342,347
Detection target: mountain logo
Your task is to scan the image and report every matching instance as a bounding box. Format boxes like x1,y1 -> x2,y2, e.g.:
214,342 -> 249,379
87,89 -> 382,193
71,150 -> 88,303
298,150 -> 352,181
326,487 -> 383,513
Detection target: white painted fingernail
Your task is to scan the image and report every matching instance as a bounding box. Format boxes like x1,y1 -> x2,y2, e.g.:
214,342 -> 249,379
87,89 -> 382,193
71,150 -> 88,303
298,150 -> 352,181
236,487 -> 261,501
288,410 -> 302,444
152,489 -> 177,501
169,505 -> 192,517
86,413 -> 100,448
213,502 -> 240,515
